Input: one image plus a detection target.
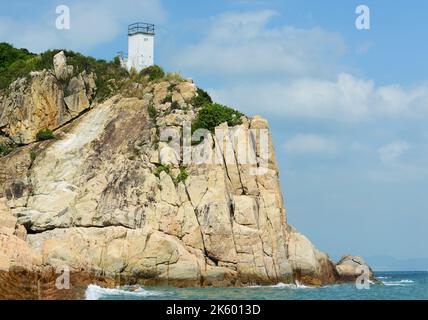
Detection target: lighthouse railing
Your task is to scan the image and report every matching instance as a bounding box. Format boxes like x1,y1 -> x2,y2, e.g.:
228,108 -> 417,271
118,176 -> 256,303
128,22 -> 155,36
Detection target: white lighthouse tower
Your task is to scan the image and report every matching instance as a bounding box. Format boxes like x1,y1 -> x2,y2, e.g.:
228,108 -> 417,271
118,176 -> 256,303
123,22 -> 155,72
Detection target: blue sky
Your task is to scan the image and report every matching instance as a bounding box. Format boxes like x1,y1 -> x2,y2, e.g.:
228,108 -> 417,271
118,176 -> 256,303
1,0 -> 427,264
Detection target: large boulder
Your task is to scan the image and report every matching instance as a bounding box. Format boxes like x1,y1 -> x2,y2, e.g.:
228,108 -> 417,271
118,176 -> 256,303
0,198 -> 26,240
53,51 -> 74,81
335,254 -> 378,283
286,226 -> 338,285
0,198 -> 17,236
0,233 -> 41,272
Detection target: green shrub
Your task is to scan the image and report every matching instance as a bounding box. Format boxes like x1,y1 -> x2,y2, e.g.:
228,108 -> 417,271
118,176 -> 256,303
171,101 -> 180,110
165,72 -> 183,82
140,65 -> 165,81
191,88 -> 213,108
0,43 -> 35,71
0,45 -> 129,100
113,56 -> 121,67
65,52 -> 128,101
167,83 -> 176,91
129,67 -> 139,80
0,143 -> 15,156
0,56 -> 40,90
175,167 -> 189,184
0,43 -> 36,89
36,128 -> 55,141
154,164 -> 171,177
163,94 -> 173,104
30,150 -> 38,161
148,104 -> 157,119
191,103 -> 244,133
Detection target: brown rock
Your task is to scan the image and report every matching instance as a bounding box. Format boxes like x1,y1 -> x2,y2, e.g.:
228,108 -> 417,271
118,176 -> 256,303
335,254 -> 379,283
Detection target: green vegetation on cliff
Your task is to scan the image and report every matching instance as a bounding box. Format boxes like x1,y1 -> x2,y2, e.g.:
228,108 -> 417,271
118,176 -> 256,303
191,103 -> 244,133
175,167 -> 189,184
190,89 -> 244,134
148,104 -> 157,119
0,44 -> 128,97
154,164 -> 171,177
34,49 -> 129,101
0,143 -> 15,156
0,43 -> 35,70
191,88 -> 213,108
1,44 -> 246,135
140,65 -> 165,81
36,128 -> 55,141
0,44 -> 172,103
0,43 -> 36,89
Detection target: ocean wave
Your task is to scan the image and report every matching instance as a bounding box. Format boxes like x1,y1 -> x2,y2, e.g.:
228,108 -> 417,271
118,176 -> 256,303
382,279 -> 415,286
377,276 -> 390,280
85,284 -> 161,300
294,281 -> 314,289
249,281 -> 313,289
271,283 -> 302,289
398,279 -> 415,283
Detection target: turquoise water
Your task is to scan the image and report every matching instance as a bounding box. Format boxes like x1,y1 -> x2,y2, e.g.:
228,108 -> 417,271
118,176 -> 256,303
86,271 -> 428,300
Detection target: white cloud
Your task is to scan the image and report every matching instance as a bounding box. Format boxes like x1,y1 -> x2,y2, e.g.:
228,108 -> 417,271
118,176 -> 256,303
211,74 -> 428,122
355,41 -> 372,55
172,10 -> 346,78
282,134 -> 338,155
0,0 -> 166,53
378,140 -> 410,164
375,84 -> 428,117
170,10 -> 428,122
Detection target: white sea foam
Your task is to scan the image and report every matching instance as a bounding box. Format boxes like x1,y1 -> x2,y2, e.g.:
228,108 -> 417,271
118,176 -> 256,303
249,281 -> 313,289
85,284 -> 161,300
382,279 -> 415,286
294,280 -> 313,289
271,283 -> 300,288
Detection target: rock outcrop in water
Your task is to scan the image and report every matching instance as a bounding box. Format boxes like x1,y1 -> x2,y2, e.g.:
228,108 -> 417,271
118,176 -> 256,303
0,52 -> 376,299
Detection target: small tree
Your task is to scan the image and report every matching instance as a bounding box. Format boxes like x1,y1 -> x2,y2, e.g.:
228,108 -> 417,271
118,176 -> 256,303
140,65 -> 165,81
154,164 -> 171,177
191,88 -> 212,108
171,101 -> 181,111
175,167 -> 189,185
191,103 -> 244,133
0,143 -> 15,156
148,104 -> 157,119
36,128 -> 55,141
163,94 -> 173,104
30,150 -> 38,161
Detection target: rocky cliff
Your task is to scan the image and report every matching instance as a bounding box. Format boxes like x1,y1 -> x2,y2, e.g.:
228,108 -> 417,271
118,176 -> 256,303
0,52 -> 376,299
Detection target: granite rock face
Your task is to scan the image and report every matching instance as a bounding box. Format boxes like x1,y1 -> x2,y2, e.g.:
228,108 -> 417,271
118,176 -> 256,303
0,53 -> 377,296
53,51 -> 74,81
0,51 -> 96,144
286,226 -> 338,285
335,255 -> 376,283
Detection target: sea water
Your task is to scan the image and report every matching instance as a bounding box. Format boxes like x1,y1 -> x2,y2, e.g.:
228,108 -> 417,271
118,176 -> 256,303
85,271 -> 428,300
